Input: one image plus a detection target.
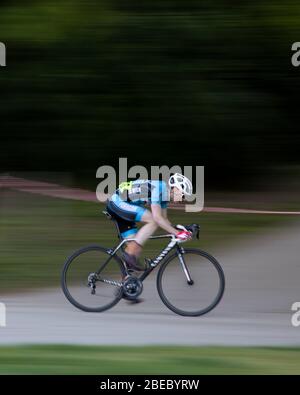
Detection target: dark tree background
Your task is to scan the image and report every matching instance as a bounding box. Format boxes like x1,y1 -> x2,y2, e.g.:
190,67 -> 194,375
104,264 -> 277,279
0,0 -> 299,188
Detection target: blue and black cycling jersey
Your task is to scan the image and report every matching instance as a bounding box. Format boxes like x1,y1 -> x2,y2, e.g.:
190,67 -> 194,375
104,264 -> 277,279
106,180 -> 168,238
116,180 -> 168,207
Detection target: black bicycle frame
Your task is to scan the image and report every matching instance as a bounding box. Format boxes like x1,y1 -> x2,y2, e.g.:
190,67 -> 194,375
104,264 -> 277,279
96,234 -> 186,282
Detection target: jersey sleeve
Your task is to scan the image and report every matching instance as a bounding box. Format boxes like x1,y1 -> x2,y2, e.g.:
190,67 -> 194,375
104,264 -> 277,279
150,180 -> 169,208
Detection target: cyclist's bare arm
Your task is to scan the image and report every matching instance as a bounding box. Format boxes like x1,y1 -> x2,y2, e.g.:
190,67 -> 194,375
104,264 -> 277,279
151,204 -> 178,235
161,207 -> 174,227
161,208 -> 168,219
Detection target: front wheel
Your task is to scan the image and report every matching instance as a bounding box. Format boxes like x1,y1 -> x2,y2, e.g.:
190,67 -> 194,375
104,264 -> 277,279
157,248 -> 225,317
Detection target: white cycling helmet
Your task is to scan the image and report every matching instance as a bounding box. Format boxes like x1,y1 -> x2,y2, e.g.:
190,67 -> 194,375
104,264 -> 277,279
168,173 -> 193,196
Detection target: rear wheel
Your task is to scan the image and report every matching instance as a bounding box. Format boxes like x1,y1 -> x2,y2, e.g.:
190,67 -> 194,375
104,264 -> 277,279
61,245 -> 126,312
157,248 -> 225,316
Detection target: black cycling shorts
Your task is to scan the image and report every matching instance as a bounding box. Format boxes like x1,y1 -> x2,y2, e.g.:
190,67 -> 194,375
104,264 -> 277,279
106,201 -> 138,238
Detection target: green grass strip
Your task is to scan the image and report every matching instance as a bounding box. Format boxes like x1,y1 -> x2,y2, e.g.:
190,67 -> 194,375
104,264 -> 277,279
0,345 -> 299,375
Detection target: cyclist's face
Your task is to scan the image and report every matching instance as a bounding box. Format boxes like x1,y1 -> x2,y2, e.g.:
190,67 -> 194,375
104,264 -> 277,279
171,187 -> 184,202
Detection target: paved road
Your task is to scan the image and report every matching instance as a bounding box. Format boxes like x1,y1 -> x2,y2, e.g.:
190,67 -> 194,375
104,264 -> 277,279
1,222 -> 300,346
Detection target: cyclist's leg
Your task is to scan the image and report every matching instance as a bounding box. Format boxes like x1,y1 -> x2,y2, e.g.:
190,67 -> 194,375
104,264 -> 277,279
107,201 -> 144,269
107,198 -> 152,248
124,210 -> 158,258
134,210 -> 157,246
107,200 -> 157,267
106,203 -> 138,239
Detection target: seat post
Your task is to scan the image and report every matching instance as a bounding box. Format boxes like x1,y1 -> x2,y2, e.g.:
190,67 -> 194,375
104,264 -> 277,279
102,210 -> 123,240
112,218 -> 122,240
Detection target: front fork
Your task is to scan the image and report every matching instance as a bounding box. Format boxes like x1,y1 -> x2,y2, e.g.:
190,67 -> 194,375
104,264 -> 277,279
177,246 -> 194,285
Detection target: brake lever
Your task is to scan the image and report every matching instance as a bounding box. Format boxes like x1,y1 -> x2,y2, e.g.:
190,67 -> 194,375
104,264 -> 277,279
184,224 -> 200,239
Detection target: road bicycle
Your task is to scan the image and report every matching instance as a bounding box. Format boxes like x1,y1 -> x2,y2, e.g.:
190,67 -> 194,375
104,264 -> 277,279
61,211 -> 225,316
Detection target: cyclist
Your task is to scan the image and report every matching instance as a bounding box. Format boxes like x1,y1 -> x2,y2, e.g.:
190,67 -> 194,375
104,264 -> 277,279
106,173 -> 193,271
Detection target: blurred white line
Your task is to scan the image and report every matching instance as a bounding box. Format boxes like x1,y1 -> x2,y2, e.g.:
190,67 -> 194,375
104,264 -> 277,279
1,175 -> 300,215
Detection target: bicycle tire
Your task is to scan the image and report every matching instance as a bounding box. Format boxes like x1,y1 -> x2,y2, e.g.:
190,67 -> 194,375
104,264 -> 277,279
61,245 -> 125,312
156,248 -> 225,317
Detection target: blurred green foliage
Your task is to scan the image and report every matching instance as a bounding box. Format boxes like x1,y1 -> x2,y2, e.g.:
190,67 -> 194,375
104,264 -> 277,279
0,1 -> 300,185
0,345 -> 299,374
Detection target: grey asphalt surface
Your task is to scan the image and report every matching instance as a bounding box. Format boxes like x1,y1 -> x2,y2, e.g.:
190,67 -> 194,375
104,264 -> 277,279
0,221 -> 300,346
